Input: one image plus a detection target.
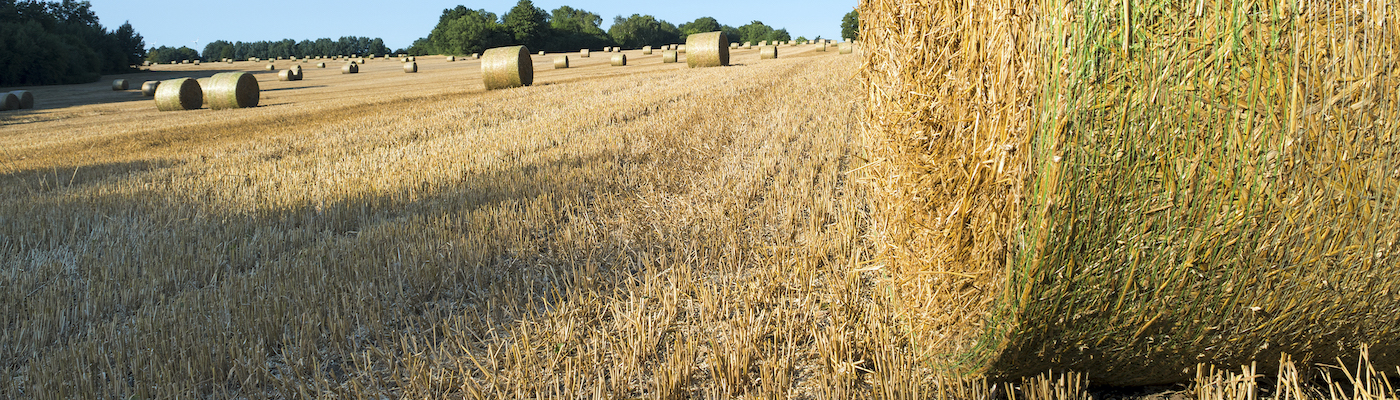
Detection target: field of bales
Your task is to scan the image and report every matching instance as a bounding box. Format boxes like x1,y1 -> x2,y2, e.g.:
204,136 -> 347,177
5,2 -> 1400,399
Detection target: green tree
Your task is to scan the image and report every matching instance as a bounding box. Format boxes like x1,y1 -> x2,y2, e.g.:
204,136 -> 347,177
678,17 -> 720,37
608,14 -> 679,48
737,21 -> 776,43
427,7 -> 507,55
547,6 -> 612,51
113,21 -> 144,66
841,10 -> 859,40
503,0 -> 548,48
0,0 -> 143,85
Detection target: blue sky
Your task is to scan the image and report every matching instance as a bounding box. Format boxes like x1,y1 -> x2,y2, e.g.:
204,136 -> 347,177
88,0 -> 855,51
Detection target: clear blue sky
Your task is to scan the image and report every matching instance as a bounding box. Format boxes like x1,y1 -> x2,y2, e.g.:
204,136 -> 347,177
88,0 -> 855,51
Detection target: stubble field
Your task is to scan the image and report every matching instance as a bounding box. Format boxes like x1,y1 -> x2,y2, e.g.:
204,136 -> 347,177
1,45 -> 906,399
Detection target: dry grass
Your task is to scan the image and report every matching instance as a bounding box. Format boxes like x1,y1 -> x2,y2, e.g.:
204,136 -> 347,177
861,0 -> 1399,387
0,48 -> 882,400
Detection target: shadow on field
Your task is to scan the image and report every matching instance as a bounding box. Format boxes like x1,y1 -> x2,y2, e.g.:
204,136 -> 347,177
0,69 -> 245,111
0,148 -> 633,389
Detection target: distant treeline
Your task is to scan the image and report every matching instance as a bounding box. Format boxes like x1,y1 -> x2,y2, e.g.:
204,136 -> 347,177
405,0 -> 815,56
188,37 -> 392,63
0,0 -> 145,85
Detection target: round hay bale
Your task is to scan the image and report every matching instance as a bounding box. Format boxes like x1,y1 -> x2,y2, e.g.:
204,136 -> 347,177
729,43 -> 738,49
838,42 -> 853,54
196,78 -> 211,105
580,49 -> 590,58
194,60 -> 201,64
816,42 -> 828,52
404,61 -> 418,73
317,62 -> 326,68
112,79 -> 129,91
554,55 -> 568,69
610,53 -> 627,66
743,41 -> 752,49
759,41 -> 767,46
279,70 -> 296,81
537,51 -> 545,56
154,78 -> 202,111
141,81 -> 159,96
788,40 -> 796,46
481,45 -> 532,90
341,63 -> 359,74
447,55 -> 456,62
291,65 -> 303,80
203,72 -> 259,110
662,50 -> 678,63
685,31 -> 729,68
10,90 -> 34,109
471,53 -> 479,59
266,63 -> 275,71
677,45 -> 686,54
614,47 -> 621,52
400,57 -> 408,62
0,92 -> 17,111
759,45 -> 778,59
642,45 -> 652,55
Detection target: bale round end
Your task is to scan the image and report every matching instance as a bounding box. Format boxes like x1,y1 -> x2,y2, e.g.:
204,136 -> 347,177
154,78 -> 202,111
141,81 -> 159,96
685,31 -> 729,68
0,92 -> 17,111
481,45 -> 532,90
10,90 -> 34,109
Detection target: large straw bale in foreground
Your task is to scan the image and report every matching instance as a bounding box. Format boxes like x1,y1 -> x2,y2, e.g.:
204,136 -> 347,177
204,72 -> 259,110
685,31 -> 729,68
481,45 -> 532,90
153,78 -> 201,111
861,0 -> 1400,387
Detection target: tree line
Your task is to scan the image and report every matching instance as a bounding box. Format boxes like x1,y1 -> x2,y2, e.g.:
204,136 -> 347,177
406,0 -> 828,56
187,37 -> 392,63
0,0 -> 145,85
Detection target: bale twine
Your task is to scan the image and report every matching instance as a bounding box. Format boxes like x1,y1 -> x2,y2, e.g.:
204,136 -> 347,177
10,90 -> 33,109
642,45 -> 652,55
0,92 -> 17,111
317,62 -> 326,68
685,31 -> 729,68
662,50 -> 678,63
838,42 -> 853,54
341,63 -> 358,74
204,72 -> 259,110
112,79 -> 129,91
862,0 -> 1400,387
758,45 -> 777,59
404,61 -> 417,73
580,49 -> 590,58
153,78 -> 201,111
481,45 -> 532,90
553,55 -> 569,69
